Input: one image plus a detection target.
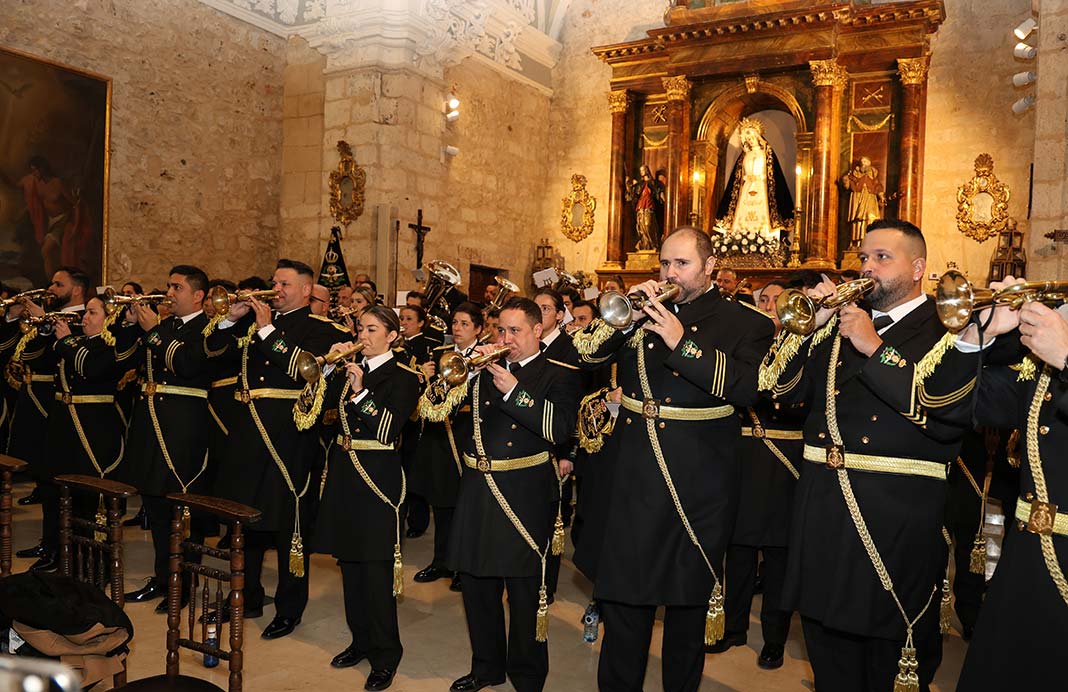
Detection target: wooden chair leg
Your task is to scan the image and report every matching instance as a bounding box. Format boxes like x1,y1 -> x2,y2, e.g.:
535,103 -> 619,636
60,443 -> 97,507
0,469 -> 12,577
165,506 -> 183,677
59,485 -> 73,577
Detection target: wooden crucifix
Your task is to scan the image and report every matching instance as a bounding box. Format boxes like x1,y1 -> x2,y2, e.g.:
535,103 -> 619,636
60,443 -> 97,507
408,209 -> 432,269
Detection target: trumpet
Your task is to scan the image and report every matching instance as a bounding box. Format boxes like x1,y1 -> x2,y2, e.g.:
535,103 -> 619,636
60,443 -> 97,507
723,278 -> 752,302
208,286 -> 279,315
423,260 -> 462,332
775,278 -> 875,336
598,282 -> 681,330
100,287 -> 174,316
0,288 -> 55,318
486,276 -> 520,312
425,346 -> 511,404
936,270 -> 1068,331
20,312 -> 82,336
295,342 -> 366,383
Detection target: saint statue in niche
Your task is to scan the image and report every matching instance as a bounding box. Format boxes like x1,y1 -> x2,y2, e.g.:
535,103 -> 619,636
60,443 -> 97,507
713,118 -> 794,243
840,156 -> 885,248
626,164 -> 664,251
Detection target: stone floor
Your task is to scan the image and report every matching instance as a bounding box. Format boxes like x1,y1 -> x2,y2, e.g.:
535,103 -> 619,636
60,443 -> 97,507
8,486 -> 969,691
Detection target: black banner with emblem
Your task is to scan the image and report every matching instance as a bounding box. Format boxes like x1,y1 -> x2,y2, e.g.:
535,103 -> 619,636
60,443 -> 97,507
318,226 -> 350,291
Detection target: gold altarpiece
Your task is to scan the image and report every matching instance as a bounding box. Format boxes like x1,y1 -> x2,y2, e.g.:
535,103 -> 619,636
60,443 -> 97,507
594,0 -> 944,284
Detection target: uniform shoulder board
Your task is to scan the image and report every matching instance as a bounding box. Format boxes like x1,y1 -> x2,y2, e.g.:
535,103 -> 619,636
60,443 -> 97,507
311,313 -> 352,332
396,361 -> 424,378
547,358 -> 580,371
737,300 -> 773,320
432,344 -> 451,352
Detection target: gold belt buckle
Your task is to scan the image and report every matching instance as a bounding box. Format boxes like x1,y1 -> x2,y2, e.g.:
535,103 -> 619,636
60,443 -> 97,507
1026,500 -> 1058,535
340,435 -> 351,451
642,397 -> 660,420
825,444 -> 845,469
144,382 -> 157,396
59,392 -> 72,405
235,389 -> 251,404
752,424 -> 766,439
476,456 -> 491,473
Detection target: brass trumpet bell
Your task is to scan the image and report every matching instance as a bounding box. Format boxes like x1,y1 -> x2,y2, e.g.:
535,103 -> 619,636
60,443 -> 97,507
437,346 -> 511,387
935,269 -> 1068,331
423,260 -> 462,333
598,282 -> 681,330
296,342 -> 366,383
101,287 -> 174,316
209,286 -> 279,315
0,288 -> 54,318
20,312 -> 82,336
487,276 -> 520,312
775,277 -> 876,336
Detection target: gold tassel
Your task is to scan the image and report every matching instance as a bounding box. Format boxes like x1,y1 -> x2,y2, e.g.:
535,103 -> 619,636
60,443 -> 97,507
551,511 -> 565,556
535,585 -> 549,642
392,543 -> 404,597
201,311 -> 226,337
293,376 -> 326,431
94,495 -> 107,543
893,646 -> 920,692
418,379 -> 468,423
573,318 -> 614,356
939,578 -> 952,635
100,309 -> 118,346
704,582 -> 725,645
758,331 -> 804,391
969,533 -> 986,574
809,314 -> 838,352
288,532 -> 305,577
181,505 -> 191,540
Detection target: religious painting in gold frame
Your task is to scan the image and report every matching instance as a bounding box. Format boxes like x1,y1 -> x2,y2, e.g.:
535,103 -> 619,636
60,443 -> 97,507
561,174 -> 596,242
957,153 -> 1009,243
329,140 -> 366,228
0,46 -> 110,286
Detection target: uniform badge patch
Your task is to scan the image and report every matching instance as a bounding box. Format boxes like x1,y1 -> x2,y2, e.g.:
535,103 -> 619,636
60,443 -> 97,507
879,346 -> 907,368
271,340 -> 289,354
680,339 -> 703,359
360,400 -> 378,416
146,331 -> 162,346
514,390 -> 535,408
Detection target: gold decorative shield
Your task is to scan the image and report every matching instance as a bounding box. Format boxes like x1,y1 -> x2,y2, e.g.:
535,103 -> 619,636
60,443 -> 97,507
329,140 -> 367,228
956,153 -> 1010,243
561,174 -> 597,242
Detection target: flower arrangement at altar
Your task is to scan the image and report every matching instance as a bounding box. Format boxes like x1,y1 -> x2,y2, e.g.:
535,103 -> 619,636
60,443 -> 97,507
711,225 -> 787,268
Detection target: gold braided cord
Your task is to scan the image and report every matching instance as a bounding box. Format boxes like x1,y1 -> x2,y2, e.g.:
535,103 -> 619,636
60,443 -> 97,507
444,419 -> 464,477
58,364 -> 122,477
1024,370 -> 1068,606
12,328 -> 35,364
100,310 -> 118,346
237,322 -> 257,349
954,457 -> 983,498
201,312 -> 225,337
293,375 -> 326,431
573,319 -> 614,356
635,339 -> 725,643
338,379 -> 407,597
208,402 -> 228,435
758,331 -> 804,391
145,354 -> 208,495
913,331 -> 957,386
746,408 -> 800,479
472,376 -> 551,642
26,380 -> 49,419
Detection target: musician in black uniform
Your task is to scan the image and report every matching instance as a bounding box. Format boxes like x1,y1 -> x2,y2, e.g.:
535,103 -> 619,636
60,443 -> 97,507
761,220 -> 980,692
397,303 -> 437,542
315,306 -> 421,691
412,302 -> 483,592
447,297 -> 580,692
572,227 -> 773,692
708,279 -> 803,670
954,288 -> 1068,690
122,266 -> 213,611
208,259 -> 348,640
398,304 -> 441,365
12,266 -> 90,571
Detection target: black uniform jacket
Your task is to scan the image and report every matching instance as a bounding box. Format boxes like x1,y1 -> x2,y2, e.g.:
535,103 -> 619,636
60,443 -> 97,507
766,296 -> 978,639
122,313 -> 213,497
315,355 -> 421,562
957,364 -> 1068,690
573,288 -> 774,606
207,307 -> 348,531
447,352 -> 580,577
41,334 -> 131,480
411,343 -> 473,508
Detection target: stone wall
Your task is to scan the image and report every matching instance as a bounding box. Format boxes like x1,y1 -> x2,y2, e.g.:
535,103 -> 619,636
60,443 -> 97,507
0,0 -> 286,288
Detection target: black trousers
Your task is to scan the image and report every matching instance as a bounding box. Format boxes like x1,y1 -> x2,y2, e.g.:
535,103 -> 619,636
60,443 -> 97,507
430,506 -> 454,568
801,615 -> 943,692
724,544 -> 791,646
244,527 -> 309,619
405,494 -> 429,534
460,573 -> 547,692
597,600 -> 705,692
341,561 -> 402,670
142,495 -> 203,586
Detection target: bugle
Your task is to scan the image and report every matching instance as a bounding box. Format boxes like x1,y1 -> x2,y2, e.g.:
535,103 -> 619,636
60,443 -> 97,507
20,312 -> 82,336
208,286 -> 279,315
101,287 -> 174,316
723,278 -> 752,302
597,282 -> 681,329
936,269 -> 1068,331
425,346 -> 511,404
775,277 -> 875,336
0,288 -> 54,318
295,342 -> 366,383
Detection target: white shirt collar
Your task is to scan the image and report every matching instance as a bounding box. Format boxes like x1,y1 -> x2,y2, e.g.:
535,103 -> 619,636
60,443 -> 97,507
362,350 -> 394,372
454,341 -> 476,355
177,310 -> 203,324
61,304 -> 84,313
541,327 -> 561,347
872,294 -> 927,334
513,350 -> 541,368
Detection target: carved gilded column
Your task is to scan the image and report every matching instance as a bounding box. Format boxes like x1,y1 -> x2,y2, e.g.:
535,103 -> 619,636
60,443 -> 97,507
605,90 -> 632,268
897,56 -> 929,225
806,59 -> 848,268
663,76 -> 692,233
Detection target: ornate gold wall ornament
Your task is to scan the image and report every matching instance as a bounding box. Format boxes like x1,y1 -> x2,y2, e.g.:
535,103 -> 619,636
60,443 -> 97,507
561,174 -> 597,243
744,74 -> 759,94
662,75 -> 692,101
809,59 -> 848,89
957,153 -> 1010,243
608,90 -> 632,114
848,113 -> 894,132
897,56 -> 930,86
328,140 -> 366,228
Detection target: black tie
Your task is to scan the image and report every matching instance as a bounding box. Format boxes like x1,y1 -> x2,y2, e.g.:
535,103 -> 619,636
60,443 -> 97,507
508,361 -> 521,374
872,314 -> 894,331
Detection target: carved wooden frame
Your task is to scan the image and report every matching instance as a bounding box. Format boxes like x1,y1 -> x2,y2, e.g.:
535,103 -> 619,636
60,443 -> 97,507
561,174 -> 597,242
329,140 -> 366,228
956,153 -> 1010,243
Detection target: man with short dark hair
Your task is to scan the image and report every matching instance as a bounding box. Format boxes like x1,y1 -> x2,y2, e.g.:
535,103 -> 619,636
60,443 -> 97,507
448,297 -> 580,692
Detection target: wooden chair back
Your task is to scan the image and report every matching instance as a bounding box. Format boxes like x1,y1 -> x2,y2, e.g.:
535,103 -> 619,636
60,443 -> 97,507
0,454 -> 28,577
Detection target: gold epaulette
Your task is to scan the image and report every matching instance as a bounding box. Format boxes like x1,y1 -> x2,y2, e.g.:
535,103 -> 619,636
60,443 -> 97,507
913,330 -> 957,386
547,358 -> 579,371
311,313 -> 352,332
396,361 -> 424,379
432,344 -> 451,352
736,300 -> 774,321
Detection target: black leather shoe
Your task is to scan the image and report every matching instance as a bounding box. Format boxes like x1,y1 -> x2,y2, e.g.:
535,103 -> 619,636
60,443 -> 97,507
413,565 -> 451,583
125,578 -> 165,603
449,673 -> 505,692
757,643 -> 784,670
704,631 -> 746,654
201,604 -> 264,624
155,594 -> 189,614
364,668 -> 395,691
331,644 -> 367,669
449,574 -> 462,592
405,528 -> 424,539
261,616 -> 301,639
16,543 -> 48,559
29,553 -> 58,572
17,490 -> 41,506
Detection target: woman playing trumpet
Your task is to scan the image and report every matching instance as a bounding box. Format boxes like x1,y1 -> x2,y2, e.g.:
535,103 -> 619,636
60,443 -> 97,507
314,305 -> 421,691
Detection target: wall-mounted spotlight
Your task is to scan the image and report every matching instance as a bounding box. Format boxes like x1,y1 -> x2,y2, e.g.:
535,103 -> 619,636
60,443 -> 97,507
1012,94 -> 1036,114
1012,70 -> 1037,87
444,145 -> 460,157
1014,17 -> 1038,41
445,88 -> 460,123
1014,41 -> 1037,59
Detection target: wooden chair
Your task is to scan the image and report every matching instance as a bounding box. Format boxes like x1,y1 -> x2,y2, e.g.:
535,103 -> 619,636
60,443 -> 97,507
0,454 -> 28,577
116,493 -> 261,692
